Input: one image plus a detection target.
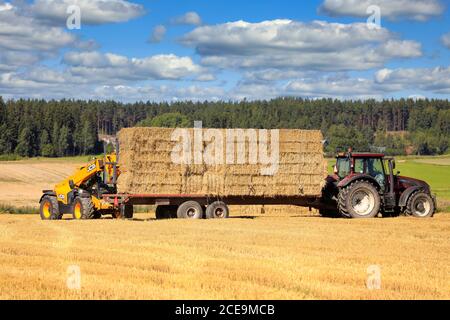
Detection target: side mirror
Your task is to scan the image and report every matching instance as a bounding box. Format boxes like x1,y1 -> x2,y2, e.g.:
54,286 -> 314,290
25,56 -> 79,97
69,180 -> 75,189
396,171 -> 400,176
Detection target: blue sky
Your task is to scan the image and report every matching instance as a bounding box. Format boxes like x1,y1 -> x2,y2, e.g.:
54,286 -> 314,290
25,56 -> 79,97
0,0 -> 449,101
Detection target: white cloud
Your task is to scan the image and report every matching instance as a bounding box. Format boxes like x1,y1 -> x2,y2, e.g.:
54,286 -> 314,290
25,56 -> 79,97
319,0 -> 445,21
375,67 -> 450,94
30,0 -> 145,25
244,69 -> 317,82
441,32 -> 450,49
182,20 -> 422,72
285,76 -> 385,99
149,25 -> 167,43
0,2 -> 13,11
0,5 -> 76,53
92,84 -> 224,102
64,51 -> 204,81
171,11 -> 202,26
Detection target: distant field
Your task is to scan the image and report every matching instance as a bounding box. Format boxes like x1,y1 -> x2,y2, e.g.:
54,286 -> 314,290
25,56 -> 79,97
396,159 -> 450,206
0,213 -> 449,300
0,157 -> 87,208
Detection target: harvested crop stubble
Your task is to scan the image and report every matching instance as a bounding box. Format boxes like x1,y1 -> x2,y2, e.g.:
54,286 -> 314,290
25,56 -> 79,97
118,128 -> 327,197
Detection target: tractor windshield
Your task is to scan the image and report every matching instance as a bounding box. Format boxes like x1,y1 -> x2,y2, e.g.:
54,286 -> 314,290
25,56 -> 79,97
336,157 -> 350,179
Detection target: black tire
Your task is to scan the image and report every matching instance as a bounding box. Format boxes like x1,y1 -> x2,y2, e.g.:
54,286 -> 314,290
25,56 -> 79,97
338,180 -> 381,218
40,195 -> 62,220
72,197 -> 96,220
318,208 -> 340,218
93,212 -> 102,219
405,191 -> 435,218
177,201 -> 203,219
206,201 -> 229,219
155,205 -> 178,220
121,204 -> 134,219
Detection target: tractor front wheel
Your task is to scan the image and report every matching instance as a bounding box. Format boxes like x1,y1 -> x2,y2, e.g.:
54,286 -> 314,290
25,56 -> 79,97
406,191 -> 435,218
338,181 -> 381,218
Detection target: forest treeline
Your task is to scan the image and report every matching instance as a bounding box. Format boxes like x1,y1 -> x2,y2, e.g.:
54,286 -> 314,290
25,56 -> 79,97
0,96 -> 449,157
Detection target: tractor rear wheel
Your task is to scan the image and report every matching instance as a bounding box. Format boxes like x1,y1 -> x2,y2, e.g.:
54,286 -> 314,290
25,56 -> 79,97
40,196 -> 62,220
72,197 -> 96,220
177,201 -> 203,219
338,180 -> 381,218
406,191 -> 435,218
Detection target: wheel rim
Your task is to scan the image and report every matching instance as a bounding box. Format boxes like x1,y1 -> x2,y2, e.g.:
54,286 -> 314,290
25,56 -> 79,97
413,197 -> 431,217
74,202 -> 82,219
42,202 -> 51,219
351,190 -> 375,216
186,207 -> 198,218
214,207 -> 225,218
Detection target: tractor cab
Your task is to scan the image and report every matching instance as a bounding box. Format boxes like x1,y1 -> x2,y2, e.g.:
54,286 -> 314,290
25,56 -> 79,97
322,151 -> 436,218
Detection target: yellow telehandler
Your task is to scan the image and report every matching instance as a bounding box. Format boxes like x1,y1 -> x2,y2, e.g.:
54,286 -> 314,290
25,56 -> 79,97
39,152 -> 133,220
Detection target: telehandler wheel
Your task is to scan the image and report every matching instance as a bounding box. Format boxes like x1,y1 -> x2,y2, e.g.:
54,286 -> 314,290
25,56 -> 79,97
177,201 -> 203,219
406,191 -> 435,218
40,196 -> 62,220
72,197 -> 96,220
206,201 -> 229,219
338,180 -> 381,218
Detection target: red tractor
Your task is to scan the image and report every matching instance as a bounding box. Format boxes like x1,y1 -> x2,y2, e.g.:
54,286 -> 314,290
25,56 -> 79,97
321,152 -> 436,218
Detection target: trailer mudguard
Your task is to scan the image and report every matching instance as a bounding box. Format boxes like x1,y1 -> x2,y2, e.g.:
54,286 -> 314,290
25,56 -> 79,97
398,186 -> 423,207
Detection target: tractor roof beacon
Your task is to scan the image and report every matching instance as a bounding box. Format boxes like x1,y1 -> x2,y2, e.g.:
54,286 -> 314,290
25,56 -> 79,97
321,152 -> 436,219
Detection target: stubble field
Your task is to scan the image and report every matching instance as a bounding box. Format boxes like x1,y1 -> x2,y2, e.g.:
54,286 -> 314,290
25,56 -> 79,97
0,156 -> 449,300
0,213 -> 449,300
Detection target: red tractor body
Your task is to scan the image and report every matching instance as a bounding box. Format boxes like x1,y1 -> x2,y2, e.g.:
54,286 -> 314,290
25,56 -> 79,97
322,152 -> 436,218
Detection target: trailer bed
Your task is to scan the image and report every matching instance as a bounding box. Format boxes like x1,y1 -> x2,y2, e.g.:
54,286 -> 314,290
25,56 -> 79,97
103,193 -> 323,208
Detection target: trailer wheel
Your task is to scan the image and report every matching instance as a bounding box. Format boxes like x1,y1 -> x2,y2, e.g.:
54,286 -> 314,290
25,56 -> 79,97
72,197 -> 96,220
406,191 -> 435,218
206,201 -> 229,219
40,196 -> 62,220
156,205 -> 178,219
338,180 -> 381,218
121,204 -> 134,219
177,201 -> 203,219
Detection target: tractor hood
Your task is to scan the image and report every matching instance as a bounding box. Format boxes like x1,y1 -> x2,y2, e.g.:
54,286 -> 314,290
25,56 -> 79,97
397,175 -> 431,192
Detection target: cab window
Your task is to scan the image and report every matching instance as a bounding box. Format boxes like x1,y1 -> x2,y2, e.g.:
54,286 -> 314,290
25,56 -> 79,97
354,157 -> 386,190
336,158 -> 350,178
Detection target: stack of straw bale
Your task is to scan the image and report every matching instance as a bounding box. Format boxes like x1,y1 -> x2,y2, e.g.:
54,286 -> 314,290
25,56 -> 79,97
117,128 -> 327,197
